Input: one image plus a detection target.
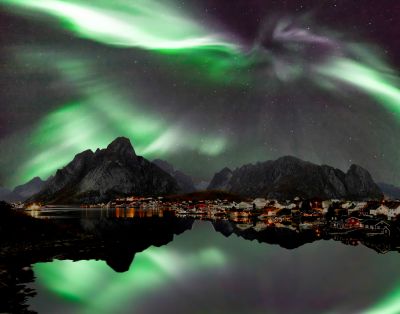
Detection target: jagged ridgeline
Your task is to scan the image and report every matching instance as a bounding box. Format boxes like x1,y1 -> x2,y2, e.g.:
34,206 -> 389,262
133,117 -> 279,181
29,138 -> 383,204
208,156 -> 382,201
31,137 -> 180,204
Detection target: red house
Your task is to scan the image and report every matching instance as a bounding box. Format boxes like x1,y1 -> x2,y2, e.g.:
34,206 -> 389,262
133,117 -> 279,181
345,217 -> 362,229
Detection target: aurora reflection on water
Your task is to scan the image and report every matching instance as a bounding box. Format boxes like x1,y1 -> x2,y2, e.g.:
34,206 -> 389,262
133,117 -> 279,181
27,221 -> 400,314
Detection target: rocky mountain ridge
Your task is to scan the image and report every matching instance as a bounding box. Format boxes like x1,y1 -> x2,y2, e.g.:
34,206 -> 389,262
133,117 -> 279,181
208,156 -> 382,200
153,159 -> 196,193
31,137 -> 180,204
0,177 -> 46,202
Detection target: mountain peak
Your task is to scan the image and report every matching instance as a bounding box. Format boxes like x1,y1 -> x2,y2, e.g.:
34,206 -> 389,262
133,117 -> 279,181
275,155 -> 304,164
207,167 -> 233,191
27,176 -> 44,184
220,167 -> 232,173
347,164 -> 368,174
208,156 -> 382,200
31,137 -> 179,204
106,137 -> 136,157
153,159 -> 196,193
12,176 -> 46,200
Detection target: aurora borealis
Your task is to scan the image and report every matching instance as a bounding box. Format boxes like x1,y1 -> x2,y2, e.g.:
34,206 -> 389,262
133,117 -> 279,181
0,0 -> 400,187
28,221 -> 400,314
1,2 -> 400,312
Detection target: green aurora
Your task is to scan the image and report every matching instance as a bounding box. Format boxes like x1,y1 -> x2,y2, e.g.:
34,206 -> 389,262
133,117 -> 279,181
34,246 -> 226,313
1,1 -> 399,313
9,53 -> 229,184
1,0 -> 400,186
2,0 -> 238,51
30,221 -> 400,314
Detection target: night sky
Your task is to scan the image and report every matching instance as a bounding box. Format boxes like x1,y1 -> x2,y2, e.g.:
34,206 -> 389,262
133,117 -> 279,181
0,0 -> 399,188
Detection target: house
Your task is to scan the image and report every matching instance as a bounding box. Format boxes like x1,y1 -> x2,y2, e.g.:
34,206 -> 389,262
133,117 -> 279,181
387,204 -> 400,220
361,219 -> 391,236
311,199 -> 323,210
361,219 -> 380,229
322,201 -> 332,214
374,221 -> 391,235
370,204 -> 389,217
287,203 -> 297,210
222,202 -> 237,210
238,202 -> 253,210
353,202 -> 367,213
331,219 -> 345,229
253,198 -> 267,209
342,201 -> 354,209
273,201 -> 286,210
266,208 -> 278,217
345,217 -> 362,229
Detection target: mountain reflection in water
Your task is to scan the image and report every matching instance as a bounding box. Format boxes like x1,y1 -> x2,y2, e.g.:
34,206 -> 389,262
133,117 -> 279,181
2,209 -> 400,313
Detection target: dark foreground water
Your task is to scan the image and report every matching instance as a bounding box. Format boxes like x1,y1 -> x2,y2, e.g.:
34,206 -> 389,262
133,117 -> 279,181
8,208 -> 400,313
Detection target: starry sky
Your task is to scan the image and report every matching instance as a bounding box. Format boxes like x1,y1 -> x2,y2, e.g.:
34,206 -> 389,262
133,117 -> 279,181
0,0 -> 399,188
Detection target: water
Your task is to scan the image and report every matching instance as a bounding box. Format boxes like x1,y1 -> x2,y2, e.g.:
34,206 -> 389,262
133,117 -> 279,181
6,209 -> 400,313
27,207 -> 167,219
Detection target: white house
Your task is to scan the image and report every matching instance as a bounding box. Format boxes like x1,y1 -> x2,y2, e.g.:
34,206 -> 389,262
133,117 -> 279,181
287,203 -> 297,209
238,202 -> 253,210
253,198 -> 268,209
342,202 -> 354,209
370,205 -> 389,217
388,205 -> 400,220
223,202 -> 237,209
321,201 -> 332,214
353,202 -> 367,212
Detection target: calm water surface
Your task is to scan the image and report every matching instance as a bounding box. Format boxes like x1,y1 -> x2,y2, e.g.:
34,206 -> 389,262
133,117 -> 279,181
23,209 -> 400,314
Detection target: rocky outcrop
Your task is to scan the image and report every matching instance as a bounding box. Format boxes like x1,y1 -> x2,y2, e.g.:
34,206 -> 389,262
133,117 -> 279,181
153,159 -> 196,193
208,156 -> 382,200
207,167 -> 233,191
32,137 -> 180,204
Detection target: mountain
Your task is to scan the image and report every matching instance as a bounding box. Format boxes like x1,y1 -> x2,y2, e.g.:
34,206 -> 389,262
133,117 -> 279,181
13,177 -> 45,199
194,180 -> 210,191
378,182 -> 400,200
0,187 -> 14,202
0,177 -> 46,202
0,187 -> 11,199
153,159 -> 196,193
0,186 -> 25,202
207,167 -> 232,191
32,137 -> 180,204
208,156 -> 382,200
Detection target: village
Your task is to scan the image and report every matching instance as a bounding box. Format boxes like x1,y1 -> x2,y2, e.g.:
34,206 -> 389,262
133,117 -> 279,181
71,196 -> 400,239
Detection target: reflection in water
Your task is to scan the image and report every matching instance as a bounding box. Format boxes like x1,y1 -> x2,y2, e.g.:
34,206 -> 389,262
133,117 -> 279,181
31,245 -> 226,314
24,221 -> 400,314
29,207 -> 167,220
366,288 -> 400,314
4,208 -> 400,313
